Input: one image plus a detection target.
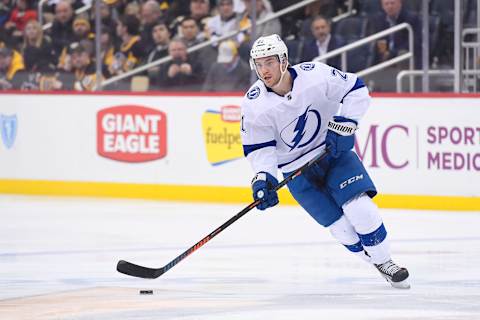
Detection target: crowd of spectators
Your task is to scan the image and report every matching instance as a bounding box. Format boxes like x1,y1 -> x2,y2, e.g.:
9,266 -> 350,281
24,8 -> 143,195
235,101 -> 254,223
0,0 -> 474,92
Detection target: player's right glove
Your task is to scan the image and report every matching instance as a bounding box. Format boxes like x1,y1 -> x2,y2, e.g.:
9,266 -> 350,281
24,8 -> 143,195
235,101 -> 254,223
251,172 -> 279,211
326,116 -> 358,158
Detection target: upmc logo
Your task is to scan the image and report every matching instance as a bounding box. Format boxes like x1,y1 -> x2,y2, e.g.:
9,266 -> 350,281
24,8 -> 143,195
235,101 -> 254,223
97,105 -> 167,162
355,124 -> 410,169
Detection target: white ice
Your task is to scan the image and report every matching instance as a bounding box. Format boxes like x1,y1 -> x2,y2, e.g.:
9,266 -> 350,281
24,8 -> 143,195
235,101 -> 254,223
0,195 -> 479,320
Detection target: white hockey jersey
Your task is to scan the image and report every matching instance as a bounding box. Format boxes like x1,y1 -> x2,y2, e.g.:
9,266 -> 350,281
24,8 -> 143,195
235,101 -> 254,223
240,61 -> 370,178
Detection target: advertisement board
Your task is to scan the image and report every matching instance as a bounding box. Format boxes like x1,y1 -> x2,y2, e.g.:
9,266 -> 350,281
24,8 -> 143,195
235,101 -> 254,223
0,92 -> 478,210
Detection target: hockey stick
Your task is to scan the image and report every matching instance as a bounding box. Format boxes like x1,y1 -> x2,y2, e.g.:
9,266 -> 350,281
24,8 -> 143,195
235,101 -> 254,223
117,150 -> 329,279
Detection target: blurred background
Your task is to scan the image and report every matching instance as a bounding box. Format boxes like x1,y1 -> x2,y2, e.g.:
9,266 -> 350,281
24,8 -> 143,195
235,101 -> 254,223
0,0 -> 478,93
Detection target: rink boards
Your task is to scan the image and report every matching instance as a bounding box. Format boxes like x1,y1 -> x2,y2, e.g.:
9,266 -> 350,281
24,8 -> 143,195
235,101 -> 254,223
0,91 -> 479,210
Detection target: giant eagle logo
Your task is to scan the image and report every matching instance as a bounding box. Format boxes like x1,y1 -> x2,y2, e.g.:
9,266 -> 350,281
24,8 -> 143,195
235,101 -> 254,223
280,106 -> 321,151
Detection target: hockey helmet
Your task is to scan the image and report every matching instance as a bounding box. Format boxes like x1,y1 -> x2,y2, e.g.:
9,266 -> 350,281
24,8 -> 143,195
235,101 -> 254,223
249,34 -> 289,71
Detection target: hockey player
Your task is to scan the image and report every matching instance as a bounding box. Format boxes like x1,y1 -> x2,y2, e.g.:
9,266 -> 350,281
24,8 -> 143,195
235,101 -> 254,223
240,34 -> 410,289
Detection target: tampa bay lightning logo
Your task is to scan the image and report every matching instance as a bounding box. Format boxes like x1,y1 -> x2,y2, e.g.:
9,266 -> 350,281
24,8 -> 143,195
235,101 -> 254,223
280,106 -> 321,151
300,63 -> 315,71
247,86 -> 260,100
0,114 -> 17,149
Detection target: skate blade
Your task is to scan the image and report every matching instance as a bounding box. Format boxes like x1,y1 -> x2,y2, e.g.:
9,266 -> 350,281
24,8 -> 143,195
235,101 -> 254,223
379,274 -> 411,289
390,278 -> 411,289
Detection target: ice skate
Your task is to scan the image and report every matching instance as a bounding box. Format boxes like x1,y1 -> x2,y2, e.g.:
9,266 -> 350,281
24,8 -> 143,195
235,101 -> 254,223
374,259 -> 410,289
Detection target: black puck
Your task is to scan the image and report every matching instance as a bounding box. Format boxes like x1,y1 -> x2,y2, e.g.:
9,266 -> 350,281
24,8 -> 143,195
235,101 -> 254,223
139,290 -> 153,295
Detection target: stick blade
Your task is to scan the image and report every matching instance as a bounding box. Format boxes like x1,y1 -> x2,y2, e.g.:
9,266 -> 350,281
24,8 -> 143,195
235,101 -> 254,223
117,260 -> 163,279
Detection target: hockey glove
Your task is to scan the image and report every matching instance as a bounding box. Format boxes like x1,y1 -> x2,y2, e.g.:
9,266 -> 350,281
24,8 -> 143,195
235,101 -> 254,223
326,116 -> 358,158
251,172 -> 279,211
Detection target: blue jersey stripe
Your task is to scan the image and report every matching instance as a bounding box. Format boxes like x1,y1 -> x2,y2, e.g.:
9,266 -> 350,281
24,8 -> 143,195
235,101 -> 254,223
243,140 -> 276,157
341,77 -> 366,103
278,142 -> 325,169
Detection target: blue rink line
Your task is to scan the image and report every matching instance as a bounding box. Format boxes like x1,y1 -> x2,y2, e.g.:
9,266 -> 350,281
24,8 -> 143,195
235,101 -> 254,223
1,236 -> 480,259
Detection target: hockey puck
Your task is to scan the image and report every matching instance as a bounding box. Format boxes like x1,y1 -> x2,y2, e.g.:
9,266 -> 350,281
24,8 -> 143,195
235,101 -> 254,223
139,290 -> 153,295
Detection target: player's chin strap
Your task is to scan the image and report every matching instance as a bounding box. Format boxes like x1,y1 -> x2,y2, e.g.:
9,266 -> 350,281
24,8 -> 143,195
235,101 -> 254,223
270,59 -> 289,91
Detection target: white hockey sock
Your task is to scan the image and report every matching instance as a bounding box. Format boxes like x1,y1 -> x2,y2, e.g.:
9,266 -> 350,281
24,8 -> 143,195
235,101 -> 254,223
329,215 -> 371,263
342,194 -> 391,264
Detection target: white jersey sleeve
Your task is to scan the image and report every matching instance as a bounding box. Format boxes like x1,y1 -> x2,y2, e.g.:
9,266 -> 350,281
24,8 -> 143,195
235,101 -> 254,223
316,63 -> 370,122
240,86 -> 278,178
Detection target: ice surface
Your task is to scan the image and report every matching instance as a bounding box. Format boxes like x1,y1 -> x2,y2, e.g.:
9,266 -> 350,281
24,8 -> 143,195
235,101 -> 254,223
0,195 -> 479,319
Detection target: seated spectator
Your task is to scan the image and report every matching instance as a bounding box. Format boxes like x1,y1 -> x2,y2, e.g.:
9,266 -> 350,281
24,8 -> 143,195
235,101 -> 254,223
124,2 -> 141,20
170,0 -> 211,40
100,27 -> 115,78
300,15 -> 344,69
48,0 -> 74,61
238,0 -> 281,60
109,14 -> 145,76
69,41 -> 101,91
239,0 -> 281,40
203,39 -> 251,92
21,19 -> 56,72
0,0 -> 12,28
298,0 -> 346,39
140,0 -> 163,53
151,39 -> 204,91
57,16 -> 95,70
72,16 -> 95,42
367,0 -> 421,68
206,0 -> 242,45
99,1 -> 117,37
186,0 -> 211,38
146,20 -> 171,64
177,16 -> 203,47
0,46 -> 24,90
4,0 -> 37,47
176,16 -> 217,72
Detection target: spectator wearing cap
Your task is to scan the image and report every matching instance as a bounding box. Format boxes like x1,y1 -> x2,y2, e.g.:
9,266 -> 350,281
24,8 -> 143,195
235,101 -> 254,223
206,0 -> 242,46
57,16 -> 95,70
300,15 -> 344,69
69,41 -> 101,91
0,46 -> 25,90
109,14 -> 145,76
72,16 -> 94,42
152,39 -> 204,91
21,19 -> 55,72
140,0 -> 163,53
203,39 -> 250,92
48,0 -> 74,61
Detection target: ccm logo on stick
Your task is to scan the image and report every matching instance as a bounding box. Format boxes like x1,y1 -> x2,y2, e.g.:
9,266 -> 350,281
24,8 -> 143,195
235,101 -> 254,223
97,105 -> 167,162
340,174 -> 364,189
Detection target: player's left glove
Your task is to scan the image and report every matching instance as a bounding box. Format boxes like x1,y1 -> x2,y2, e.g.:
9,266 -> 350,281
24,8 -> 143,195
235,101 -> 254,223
326,116 -> 358,158
251,172 -> 279,211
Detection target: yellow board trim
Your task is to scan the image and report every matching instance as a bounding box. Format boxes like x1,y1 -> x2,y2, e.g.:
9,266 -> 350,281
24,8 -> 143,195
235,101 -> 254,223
0,179 -> 479,211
